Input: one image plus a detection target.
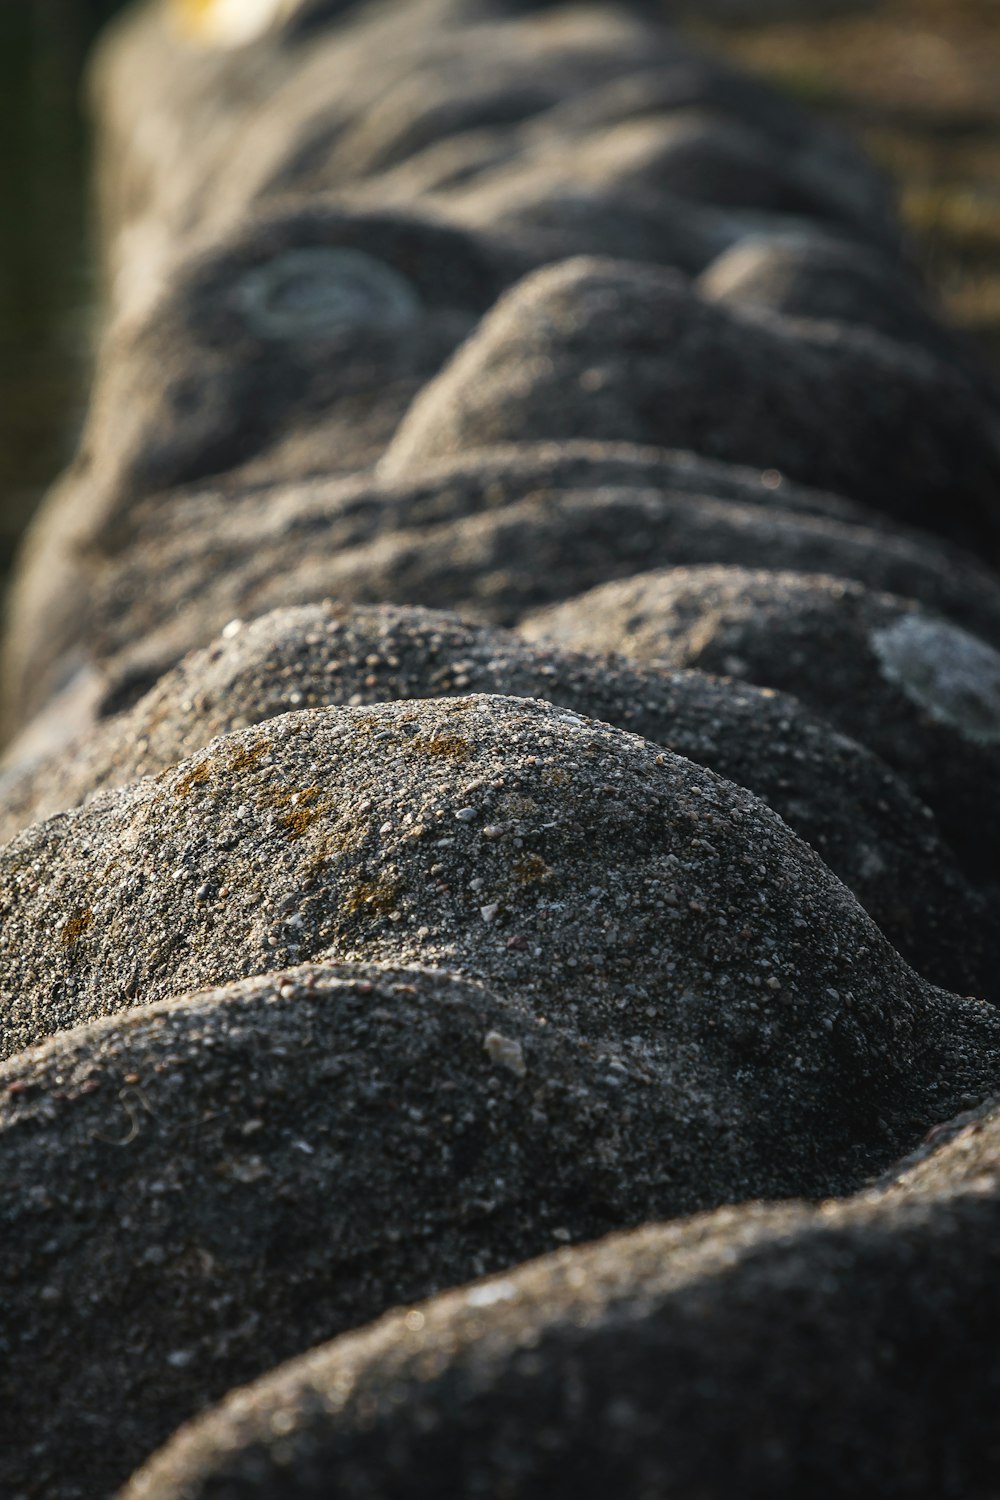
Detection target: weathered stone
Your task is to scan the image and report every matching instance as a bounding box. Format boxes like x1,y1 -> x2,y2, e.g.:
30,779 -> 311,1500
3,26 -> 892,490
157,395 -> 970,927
0,438 -> 879,741
2,604 -> 992,997
523,566 -> 1000,883
4,694 -> 996,1099
122,1155 -> 1000,1500
438,109 -> 898,263
383,257 -> 1000,552
0,958 -> 745,1499
698,233 -> 995,394
0,200 -> 510,735
47,475 -> 1000,735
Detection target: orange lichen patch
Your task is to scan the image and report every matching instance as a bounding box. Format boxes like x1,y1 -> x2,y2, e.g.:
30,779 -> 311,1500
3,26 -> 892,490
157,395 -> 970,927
227,741 -> 273,776
175,762 -> 211,798
342,875 -> 402,920
60,908 -> 94,948
512,853 -> 552,885
256,785 -> 326,839
413,733 -> 473,761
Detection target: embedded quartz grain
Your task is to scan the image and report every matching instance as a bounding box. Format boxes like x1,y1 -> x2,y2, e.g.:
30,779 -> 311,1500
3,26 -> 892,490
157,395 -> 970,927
121,1183 -> 1000,1500
522,567 -> 1000,884
1,604 -> 995,1000
68,479 -> 1000,725
383,257 -> 1000,553
0,959 -> 748,1500
0,199 -> 509,736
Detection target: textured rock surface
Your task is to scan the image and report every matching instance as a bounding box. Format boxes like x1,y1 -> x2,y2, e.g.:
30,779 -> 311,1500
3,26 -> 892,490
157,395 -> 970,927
384,257 -> 1000,552
698,233 -> 995,395
0,958 -> 760,1500
92,0 -> 893,289
0,200 -> 510,733
65,478 -> 1000,727
0,436 -> 887,739
2,603 -> 993,997
121,1177 -> 1000,1500
5,2 -> 1000,1495
3,696 -> 998,1130
523,567 -> 1000,884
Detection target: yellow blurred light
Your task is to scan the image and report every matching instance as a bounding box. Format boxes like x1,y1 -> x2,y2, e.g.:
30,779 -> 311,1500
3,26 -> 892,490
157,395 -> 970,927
172,0 -> 293,47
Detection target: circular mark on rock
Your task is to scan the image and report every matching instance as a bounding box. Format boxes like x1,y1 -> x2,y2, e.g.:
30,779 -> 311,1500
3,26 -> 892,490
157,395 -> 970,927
236,248 -> 422,341
871,613 -> 1000,745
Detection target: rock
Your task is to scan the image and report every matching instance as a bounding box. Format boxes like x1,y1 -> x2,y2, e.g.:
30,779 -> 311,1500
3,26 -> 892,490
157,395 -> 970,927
2,603 -> 993,997
383,256 -> 1000,553
523,566 -> 1000,883
438,109 -> 898,260
4,694 -> 998,1114
92,1 -> 684,298
121,1162 -> 1000,1500
2,436 -> 883,742
60,475 -> 1000,729
0,956 -> 795,1500
0,200 -> 510,736
698,233 -> 996,395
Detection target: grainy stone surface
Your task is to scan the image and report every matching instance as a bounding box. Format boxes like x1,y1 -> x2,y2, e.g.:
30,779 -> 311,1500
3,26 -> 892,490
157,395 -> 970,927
0,438 -> 884,740
0,958 -> 784,1500
523,566 -> 1000,883
3,695 -> 998,1122
0,200 -> 510,734
7,2 -> 1000,1495
121,1178 -> 1000,1500
698,233 -> 995,394
66,479 -> 1000,726
436,108 -> 899,266
384,256 -> 1000,552
2,604 -> 993,997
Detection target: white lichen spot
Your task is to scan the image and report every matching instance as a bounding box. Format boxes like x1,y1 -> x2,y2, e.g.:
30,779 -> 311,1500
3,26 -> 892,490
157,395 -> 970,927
237,248 -> 421,342
483,1031 -> 527,1078
871,614 -> 1000,745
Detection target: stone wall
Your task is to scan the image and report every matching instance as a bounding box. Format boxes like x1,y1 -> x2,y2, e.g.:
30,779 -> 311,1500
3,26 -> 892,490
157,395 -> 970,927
2,2 -> 1000,1496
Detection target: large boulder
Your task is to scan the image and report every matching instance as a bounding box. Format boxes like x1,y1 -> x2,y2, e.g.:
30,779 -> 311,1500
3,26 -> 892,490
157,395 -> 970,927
1,603 -> 992,997
523,566 -> 1000,884
60,477 -> 1000,731
382,257 -> 1000,553
0,958 -> 767,1500
0,200 -> 510,735
122,1129 -> 1000,1500
698,233 -> 995,396
2,696 -> 997,1125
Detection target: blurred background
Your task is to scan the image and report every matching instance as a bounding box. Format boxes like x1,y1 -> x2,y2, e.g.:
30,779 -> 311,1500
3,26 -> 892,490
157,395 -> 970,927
1,0 -> 998,589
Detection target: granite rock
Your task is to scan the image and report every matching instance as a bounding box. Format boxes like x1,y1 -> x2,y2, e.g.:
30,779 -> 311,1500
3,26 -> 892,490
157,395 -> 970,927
523,566 -> 1000,882
4,694 -> 998,1117
698,233 -> 995,395
0,957 -> 795,1499
121,1164 -> 1000,1500
0,200 -> 510,735
383,256 -> 1000,552
1,603 -> 993,997
58,477 -> 1000,732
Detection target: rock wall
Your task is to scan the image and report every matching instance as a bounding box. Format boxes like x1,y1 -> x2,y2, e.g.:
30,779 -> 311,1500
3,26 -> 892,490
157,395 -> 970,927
1,2 -> 1000,1496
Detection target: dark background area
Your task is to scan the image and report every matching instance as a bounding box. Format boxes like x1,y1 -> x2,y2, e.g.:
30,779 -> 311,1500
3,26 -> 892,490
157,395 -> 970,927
0,0 -> 126,577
